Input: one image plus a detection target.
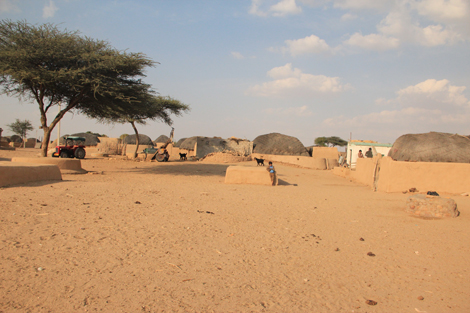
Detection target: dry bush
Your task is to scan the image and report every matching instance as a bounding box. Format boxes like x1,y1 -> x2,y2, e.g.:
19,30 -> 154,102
97,139 -> 121,155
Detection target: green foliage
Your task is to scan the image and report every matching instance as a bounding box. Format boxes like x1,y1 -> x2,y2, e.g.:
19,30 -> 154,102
0,20 -> 158,156
314,137 -> 328,146
327,136 -> 348,147
314,136 -> 348,147
119,134 -> 129,140
7,119 -> 33,139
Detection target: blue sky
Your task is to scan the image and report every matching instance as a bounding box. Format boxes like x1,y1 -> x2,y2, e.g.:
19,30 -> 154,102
1,0 -> 469,146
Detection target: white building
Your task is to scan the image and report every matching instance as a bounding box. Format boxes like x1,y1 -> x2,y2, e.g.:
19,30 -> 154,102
346,141 -> 393,169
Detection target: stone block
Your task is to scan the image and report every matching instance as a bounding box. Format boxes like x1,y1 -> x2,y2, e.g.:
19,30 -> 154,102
225,166 -> 277,186
405,194 -> 459,218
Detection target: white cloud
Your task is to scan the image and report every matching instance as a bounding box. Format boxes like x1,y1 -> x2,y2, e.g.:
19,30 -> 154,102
249,0 -> 267,16
249,0 -> 302,17
342,4 -> 464,51
264,105 -> 313,116
43,0 -> 58,18
344,33 -> 400,51
246,63 -> 351,97
395,79 -> 470,107
231,52 -> 245,59
332,0 -> 395,11
322,79 -> 470,136
341,12 -> 357,21
298,0 -> 330,7
412,0 -> 469,21
0,0 -> 20,13
270,0 -> 302,16
282,34 -> 332,56
377,9 -> 461,46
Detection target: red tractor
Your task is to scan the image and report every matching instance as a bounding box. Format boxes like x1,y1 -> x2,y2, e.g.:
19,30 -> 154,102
52,136 -> 86,159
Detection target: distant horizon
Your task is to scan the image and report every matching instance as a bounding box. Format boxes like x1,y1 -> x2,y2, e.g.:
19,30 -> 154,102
1,1 -> 469,146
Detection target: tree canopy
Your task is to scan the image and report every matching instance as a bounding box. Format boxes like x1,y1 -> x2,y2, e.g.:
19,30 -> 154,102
7,118 -> 33,147
314,136 -> 348,147
0,20 -> 162,156
90,95 -> 189,158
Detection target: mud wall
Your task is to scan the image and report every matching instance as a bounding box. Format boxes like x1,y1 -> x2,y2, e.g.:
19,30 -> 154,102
377,157 -> 470,194
333,156 -> 470,194
0,162 -> 62,187
252,153 -> 336,170
310,147 -> 339,159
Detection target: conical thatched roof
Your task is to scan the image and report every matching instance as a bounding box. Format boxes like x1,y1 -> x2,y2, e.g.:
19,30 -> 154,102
9,135 -> 23,143
174,138 -> 187,147
123,134 -> 153,145
388,132 -> 470,163
179,137 -> 199,150
253,133 -> 309,156
155,135 -> 169,143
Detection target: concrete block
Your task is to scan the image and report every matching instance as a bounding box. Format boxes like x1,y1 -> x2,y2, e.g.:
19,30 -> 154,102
225,166 -> 277,186
0,161 -> 62,187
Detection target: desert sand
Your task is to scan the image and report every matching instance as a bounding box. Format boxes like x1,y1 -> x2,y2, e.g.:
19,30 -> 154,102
1,149 -> 469,312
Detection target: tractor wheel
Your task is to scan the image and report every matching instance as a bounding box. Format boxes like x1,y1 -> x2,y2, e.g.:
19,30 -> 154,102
60,150 -> 69,158
155,153 -> 165,162
74,147 -> 86,159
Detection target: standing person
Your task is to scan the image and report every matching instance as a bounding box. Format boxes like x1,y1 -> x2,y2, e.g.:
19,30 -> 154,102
266,161 -> 276,186
365,148 -> 373,158
357,150 -> 364,158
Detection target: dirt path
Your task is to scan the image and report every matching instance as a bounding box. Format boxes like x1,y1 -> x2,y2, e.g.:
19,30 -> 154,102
1,149 -> 469,312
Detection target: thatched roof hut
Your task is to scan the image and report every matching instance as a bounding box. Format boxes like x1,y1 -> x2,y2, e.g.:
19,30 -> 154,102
253,133 -> 309,156
123,134 -> 153,145
8,135 -> 23,143
388,132 -> 470,163
179,137 -> 198,150
174,138 -> 187,147
155,135 -> 169,143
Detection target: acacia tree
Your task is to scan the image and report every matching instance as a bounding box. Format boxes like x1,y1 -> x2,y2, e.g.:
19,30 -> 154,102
0,20 -> 156,157
7,118 -> 33,148
89,95 -> 189,158
314,136 -> 348,147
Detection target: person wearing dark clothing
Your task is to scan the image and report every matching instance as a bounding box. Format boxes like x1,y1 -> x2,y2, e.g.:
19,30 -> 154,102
365,148 -> 373,158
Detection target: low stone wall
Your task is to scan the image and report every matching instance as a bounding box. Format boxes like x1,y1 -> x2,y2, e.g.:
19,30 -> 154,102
252,153 -> 338,170
0,161 -> 62,187
333,156 -> 470,194
225,166 -> 277,186
11,157 -> 86,173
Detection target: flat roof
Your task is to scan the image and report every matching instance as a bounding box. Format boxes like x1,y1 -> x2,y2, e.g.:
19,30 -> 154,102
348,142 -> 393,147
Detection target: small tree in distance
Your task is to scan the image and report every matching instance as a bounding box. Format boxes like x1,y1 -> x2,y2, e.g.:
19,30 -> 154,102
314,136 -> 348,147
7,119 -> 33,148
314,136 -> 328,147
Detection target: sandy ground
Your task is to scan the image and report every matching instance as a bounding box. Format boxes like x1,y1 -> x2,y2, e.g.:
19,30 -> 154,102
1,148 -> 469,313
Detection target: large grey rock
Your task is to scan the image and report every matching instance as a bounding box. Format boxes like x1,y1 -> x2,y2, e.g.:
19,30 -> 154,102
405,194 -> 459,218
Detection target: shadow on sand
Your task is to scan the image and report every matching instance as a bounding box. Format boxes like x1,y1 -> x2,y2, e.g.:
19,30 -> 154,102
114,162 -> 232,178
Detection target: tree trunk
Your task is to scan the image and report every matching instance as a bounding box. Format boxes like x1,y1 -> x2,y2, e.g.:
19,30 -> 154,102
131,121 -> 139,159
40,127 -> 52,157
